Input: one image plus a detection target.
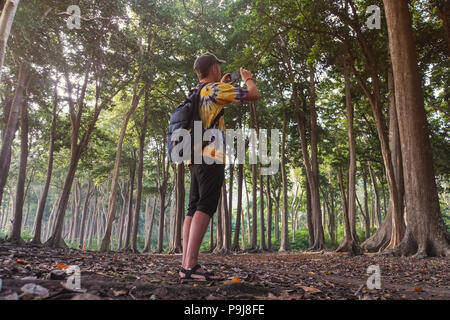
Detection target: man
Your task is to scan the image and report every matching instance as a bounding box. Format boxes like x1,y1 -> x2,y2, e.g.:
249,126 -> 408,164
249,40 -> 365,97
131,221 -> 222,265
180,53 -> 258,280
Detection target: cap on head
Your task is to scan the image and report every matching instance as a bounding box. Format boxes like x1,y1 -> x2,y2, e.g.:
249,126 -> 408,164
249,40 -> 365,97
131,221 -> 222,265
194,53 -> 226,79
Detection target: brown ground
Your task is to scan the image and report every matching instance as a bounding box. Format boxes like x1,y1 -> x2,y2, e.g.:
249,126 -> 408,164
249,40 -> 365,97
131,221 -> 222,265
0,243 -> 448,300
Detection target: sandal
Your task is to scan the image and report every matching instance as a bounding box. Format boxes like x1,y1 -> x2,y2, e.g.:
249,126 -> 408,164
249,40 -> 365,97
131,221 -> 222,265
179,264 -> 222,282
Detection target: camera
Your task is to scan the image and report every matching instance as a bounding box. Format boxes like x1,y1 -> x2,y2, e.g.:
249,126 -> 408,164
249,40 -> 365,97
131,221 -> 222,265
230,70 -> 241,83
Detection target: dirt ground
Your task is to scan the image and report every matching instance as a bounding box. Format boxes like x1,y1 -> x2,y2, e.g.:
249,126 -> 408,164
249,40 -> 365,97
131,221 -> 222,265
0,242 -> 448,300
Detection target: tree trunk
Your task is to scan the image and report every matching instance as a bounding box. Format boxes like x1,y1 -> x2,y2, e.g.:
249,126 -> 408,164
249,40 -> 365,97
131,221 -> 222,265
384,0 -> 450,257
356,193 -> 371,240
117,183 -> 127,249
78,181 -> 92,249
156,182 -> 167,253
232,164 -> 244,251
385,65 -> 406,250
0,0 -> 20,78
131,99 -> 149,252
305,176 -> 314,247
9,77 -> 29,244
221,181 -> 230,252
0,62 -> 29,209
307,66 -> 325,250
87,195 -> 97,249
259,170 -> 266,250
214,193 -> 223,253
274,191 -> 280,242
70,180 -> 81,244
435,1 -> 450,54
362,169 -> 371,240
266,175 -> 273,250
124,155 -> 136,249
279,113 -> 290,252
336,59 -> 359,254
31,79 -> 57,244
244,175 -> 251,245
172,163 -> 185,253
361,63 -> 405,252
228,162 -> 234,245
45,196 -> 58,242
368,164 -> 382,228
143,197 -> 156,252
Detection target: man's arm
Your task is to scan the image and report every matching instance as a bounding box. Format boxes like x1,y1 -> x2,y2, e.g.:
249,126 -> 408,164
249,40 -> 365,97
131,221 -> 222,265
240,67 -> 259,101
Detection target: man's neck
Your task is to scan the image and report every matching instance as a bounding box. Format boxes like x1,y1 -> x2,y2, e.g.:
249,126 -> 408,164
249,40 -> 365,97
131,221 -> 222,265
200,77 -> 217,83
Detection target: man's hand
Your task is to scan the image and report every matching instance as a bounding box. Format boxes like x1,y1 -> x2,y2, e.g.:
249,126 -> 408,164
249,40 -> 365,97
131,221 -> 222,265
240,67 -> 258,101
221,73 -> 231,83
240,67 -> 252,81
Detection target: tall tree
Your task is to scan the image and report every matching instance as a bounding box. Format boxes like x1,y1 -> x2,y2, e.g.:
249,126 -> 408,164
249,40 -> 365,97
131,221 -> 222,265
9,69 -> 29,243
383,0 -> 450,257
31,76 -> 58,245
279,113 -> 290,251
336,58 -> 359,254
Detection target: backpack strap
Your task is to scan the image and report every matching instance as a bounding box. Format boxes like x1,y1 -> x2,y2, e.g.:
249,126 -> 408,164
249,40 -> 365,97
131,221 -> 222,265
208,108 -> 224,130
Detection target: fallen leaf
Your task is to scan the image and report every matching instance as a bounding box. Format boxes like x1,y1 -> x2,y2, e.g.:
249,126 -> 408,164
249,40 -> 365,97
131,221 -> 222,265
295,284 -> 322,293
113,289 -> 127,297
56,263 -> 68,270
414,286 -> 423,292
16,258 -> 29,265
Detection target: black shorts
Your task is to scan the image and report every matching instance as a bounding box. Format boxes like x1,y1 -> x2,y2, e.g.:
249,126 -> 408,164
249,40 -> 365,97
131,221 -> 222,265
187,163 -> 225,217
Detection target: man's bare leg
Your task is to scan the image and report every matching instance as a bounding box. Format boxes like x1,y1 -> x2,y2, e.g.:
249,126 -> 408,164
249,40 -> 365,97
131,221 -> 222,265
180,211 -> 222,280
184,210 -> 210,269
181,216 -> 193,270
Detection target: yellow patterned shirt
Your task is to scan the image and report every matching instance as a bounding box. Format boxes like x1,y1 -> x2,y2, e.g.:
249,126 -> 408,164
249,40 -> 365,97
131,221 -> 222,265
197,82 -> 248,163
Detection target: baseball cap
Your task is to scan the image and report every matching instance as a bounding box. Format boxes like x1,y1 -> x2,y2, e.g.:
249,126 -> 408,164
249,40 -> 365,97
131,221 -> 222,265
194,53 -> 226,74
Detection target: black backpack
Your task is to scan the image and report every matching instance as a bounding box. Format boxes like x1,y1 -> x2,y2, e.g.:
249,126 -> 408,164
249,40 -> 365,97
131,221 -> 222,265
167,82 -> 224,162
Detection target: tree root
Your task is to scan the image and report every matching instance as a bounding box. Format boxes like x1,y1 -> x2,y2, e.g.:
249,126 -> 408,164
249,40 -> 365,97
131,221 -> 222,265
213,247 -> 230,255
308,242 -> 326,252
168,247 -> 182,254
44,236 -> 68,249
335,237 -> 361,256
7,237 -> 25,246
382,231 -> 450,258
27,240 -> 43,247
